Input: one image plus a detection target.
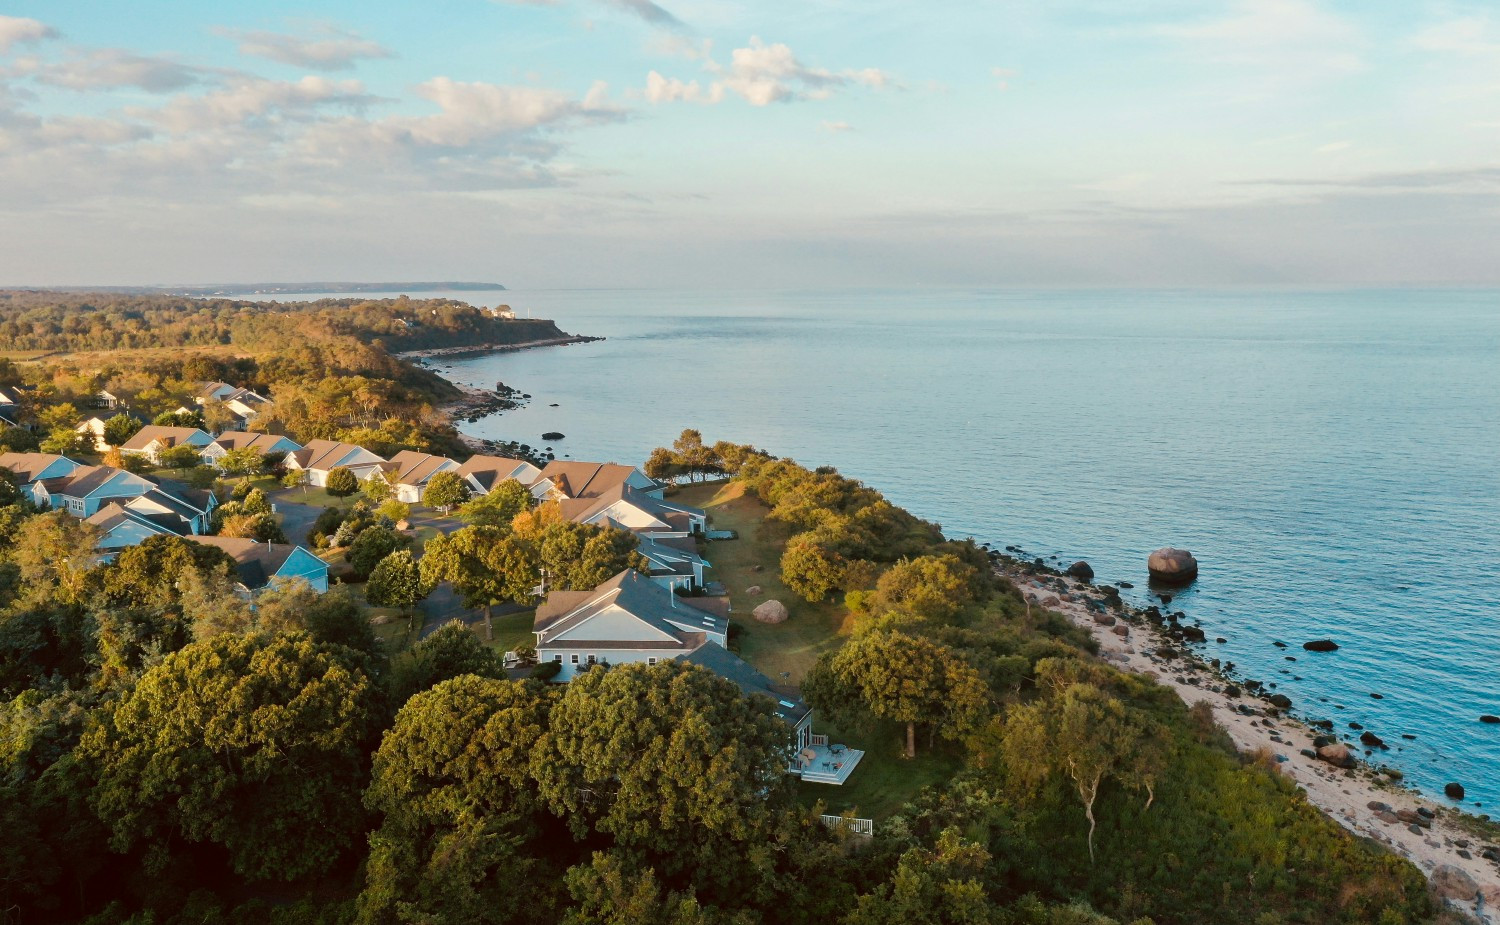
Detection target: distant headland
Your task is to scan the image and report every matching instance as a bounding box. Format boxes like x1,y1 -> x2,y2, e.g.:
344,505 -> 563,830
20,281 -> 508,296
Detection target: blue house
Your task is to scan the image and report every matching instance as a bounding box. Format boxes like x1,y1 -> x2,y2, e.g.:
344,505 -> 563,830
187,536 -> 330,595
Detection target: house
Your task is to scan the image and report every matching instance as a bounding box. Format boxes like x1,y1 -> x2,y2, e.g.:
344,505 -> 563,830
126,481 -> 217,534
634,531 -> 711,591
286,439 -> 386,487
93,389 -> 122,410
201,431 -> 302,467
380,450 -> 462,504
75,412 -> 146,452
0,452 -> 81,495
196,382 -> 272,427
534,461 -> 663,501
534,569 -> 728,681
186,536 -> 330,595
0,405 -> 20,429
535,570 -> 855,782
87,503 -> 186,556
0,385 -> 35,405
455,454 -> 543,497
119,425 -> 215,465
558,484 -> 707,538
33,465 -> 155,517
197,382 -> 239,404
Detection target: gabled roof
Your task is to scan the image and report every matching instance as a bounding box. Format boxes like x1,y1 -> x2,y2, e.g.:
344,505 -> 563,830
212,431 -> 300,453
130,482 -> 214,519
291,439 -> 384,472
39,465 -> 151,501
559,484 -> 701,531
185,536 -> 317,591
382,450 -> 458,487
634,532 -> 707,576
120,425 -> 211,452
455,455 -> 541,490
198,381 -> 234,400
679,645 -> 812,728
535,569 -> 727,648
87,502 -> 185,538
0,452 -> 77,483
537,461 -> 657,499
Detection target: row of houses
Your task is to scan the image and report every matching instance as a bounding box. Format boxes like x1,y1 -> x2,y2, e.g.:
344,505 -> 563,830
0,450 -> 327,595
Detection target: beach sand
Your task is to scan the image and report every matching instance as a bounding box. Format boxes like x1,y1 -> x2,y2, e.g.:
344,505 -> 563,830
1000,567 -> 1500,921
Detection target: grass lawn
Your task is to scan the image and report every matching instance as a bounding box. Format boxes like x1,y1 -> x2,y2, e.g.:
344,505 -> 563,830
795,719 -> 963,820
671,480 -> 853,686
475,609 -> 536,654
273,486 -> 350,508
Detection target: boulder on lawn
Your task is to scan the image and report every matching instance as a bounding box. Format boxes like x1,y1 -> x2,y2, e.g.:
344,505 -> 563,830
1430,864 -> 1479,902
1316,743 -> 1356,768
745,585 -> 763,596
1303,639 -> 1340,652
751,600 -> 789,624
1147,548 -> 1199,585
1066,561 -> 1094,581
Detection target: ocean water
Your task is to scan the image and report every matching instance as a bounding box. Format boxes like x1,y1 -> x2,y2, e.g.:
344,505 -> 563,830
296,288 -> 1500,804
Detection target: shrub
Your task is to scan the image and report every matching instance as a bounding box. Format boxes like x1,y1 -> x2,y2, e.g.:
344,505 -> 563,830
325,466 -> 359,497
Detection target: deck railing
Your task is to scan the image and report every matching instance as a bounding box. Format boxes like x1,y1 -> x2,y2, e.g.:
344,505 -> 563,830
818,814 -> 874,837
809,733 -> 829,747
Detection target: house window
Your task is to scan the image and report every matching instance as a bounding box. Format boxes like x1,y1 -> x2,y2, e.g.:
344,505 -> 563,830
570,654 -> 579,665
647,657 -> 658,666
553,654 -> 563,663
587,654 -> 597,665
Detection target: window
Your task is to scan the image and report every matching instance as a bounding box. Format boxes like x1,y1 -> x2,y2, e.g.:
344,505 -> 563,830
587,654 -> 597,665
569,654 -> 579,665
647,657 -> 658,666
553,654 -> 562,663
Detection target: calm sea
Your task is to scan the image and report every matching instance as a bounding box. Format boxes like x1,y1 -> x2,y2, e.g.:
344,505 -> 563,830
286,288 -> 1500,805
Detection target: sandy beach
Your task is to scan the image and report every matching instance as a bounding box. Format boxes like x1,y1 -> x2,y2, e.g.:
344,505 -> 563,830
999,566 -> 1500,921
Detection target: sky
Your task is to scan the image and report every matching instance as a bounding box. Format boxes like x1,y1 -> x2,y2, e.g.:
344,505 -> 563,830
0,0 -> 1497,288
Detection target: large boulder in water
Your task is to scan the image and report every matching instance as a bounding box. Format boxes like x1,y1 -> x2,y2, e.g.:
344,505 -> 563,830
752,600 -> 789,624
1147,548 -> 1199,585
1303,639 -> 1339,652
1445,782 -> 1466,800
1316,743 -> 1356,768
1066,561 -> 1094,581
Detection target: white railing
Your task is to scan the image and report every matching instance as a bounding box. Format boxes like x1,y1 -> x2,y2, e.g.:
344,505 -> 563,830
809,733 -> 829,747
819,814 -> 874,837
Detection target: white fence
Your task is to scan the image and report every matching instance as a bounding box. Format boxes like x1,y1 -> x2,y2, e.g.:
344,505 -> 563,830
818,814 -> 874,837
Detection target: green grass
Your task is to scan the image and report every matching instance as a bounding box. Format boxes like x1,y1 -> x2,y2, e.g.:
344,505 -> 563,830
274,486 -> 349,508
671,481 -> 851,686
475,609 -> 536,654
794,719 -> 962,820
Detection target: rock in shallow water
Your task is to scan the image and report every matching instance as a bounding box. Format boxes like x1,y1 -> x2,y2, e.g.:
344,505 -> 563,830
1302,639 -> 1339,652
1066,561 -> 1094,580
1445,782 -> 1466,800
1147,548 -> 1198,584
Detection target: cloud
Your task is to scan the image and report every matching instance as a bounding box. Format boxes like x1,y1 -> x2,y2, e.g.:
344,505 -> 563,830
29,48 -> 209,93
0,15 -> 56,55
820,120 -> 853,133
1151,0 -> 1363,77
644,70 -> 722,103
1412,16 -> 1500,58
646,37 -> 891,107
602,0 -> 683,28
992,67 -> 1015,90
137,75 -> 378,134
1315,140 -> 1350,153
217,27 -> 395,71
1229,166 -> 1500,192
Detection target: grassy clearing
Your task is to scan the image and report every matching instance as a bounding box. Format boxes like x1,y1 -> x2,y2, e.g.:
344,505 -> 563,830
475,609 -> 536,654
795,719 -> 963,820
671,480 -> 853,686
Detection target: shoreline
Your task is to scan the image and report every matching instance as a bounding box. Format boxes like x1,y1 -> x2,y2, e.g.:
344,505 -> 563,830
396,334 -> 601,361
996,562 -> 1500,918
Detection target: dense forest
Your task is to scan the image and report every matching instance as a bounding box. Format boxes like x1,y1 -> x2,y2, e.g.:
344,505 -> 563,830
0,291 -> 566,457
0,428 -> 1440,924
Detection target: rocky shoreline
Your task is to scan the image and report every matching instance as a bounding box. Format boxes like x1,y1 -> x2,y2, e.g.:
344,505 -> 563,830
989,551 -> 1500,920
396,334 -> 602,361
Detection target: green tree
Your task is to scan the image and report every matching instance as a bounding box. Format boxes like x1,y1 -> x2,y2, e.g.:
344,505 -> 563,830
563,851 -> 750,925
156,442 -> 204,469
869,555 -> 982,623
423,470 -> 470,511
152,409 -> 204,429
357,675 -> 553,924
348,524 -> 409,578
326,465 -> 359,497
780,534 -> 845,602
532,661 -> 790,876
811,629 -> 988,759
216,446 -> 264,476
281,468 -> 308,493
843,829 -> 997,925
419,526 -> 512,640
102,413 -> 141,447
76,633 -> 380,881
457,478 -> 534,528
361,471 -> 394,503
39,426 -> 86,456
100,535 -> 239,608
388,621 -> 506,705
539,521 -> 648,591
240,486 -> 271,514
9,511 -> 99,605
0,426 -> 39,452
367,549 -> 426,614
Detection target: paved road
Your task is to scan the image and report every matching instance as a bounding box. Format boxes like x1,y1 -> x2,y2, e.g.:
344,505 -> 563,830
268,490 -> 326,547
417,585 -> 527,640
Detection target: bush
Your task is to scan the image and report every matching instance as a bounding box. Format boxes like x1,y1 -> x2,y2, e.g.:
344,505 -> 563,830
530,660 -> 562,681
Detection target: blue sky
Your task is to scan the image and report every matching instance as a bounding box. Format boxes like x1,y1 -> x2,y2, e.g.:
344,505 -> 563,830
1,1 -> 1497,287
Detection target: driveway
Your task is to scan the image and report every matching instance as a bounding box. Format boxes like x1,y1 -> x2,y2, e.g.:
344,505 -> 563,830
268,490 -> 327,548
417,584 -> 527,639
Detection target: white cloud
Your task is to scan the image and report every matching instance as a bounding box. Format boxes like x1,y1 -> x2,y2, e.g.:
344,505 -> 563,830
644,70 -> 722,103
1412,16 -> 1500,57
29,48 -> 208,93
218,27 -> 395,71
137,75 -> 377,134
0,15 -> 56,55
820,120 -> 853,133
1152,0 -> 1363,77
602,0 -> 683,27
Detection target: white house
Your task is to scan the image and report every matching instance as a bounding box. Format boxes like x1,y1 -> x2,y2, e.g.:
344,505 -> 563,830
286,439 -> 386,487
0,385 -> 35,405
187,536 -> 331,595
454,455 -> 543,497
195,382 -> 273,428
0,452 -> 81,495
534,569 -> 728,681
94,389 -> 122,410
558,485 -> 707,538
118,425 -> 215,465
33,465 -> 156,518
380,450 -> 462,504
534,460 -> 663,502
87,503 -> 186,556
633,531 -> 710,591
201,431 -> 302,467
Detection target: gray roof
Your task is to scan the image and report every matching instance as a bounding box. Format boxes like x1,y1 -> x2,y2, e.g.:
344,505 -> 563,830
87,503 -> 186,541
534,569 -> 727,646
0,452 -> 73,483
679,645 -> 812,728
